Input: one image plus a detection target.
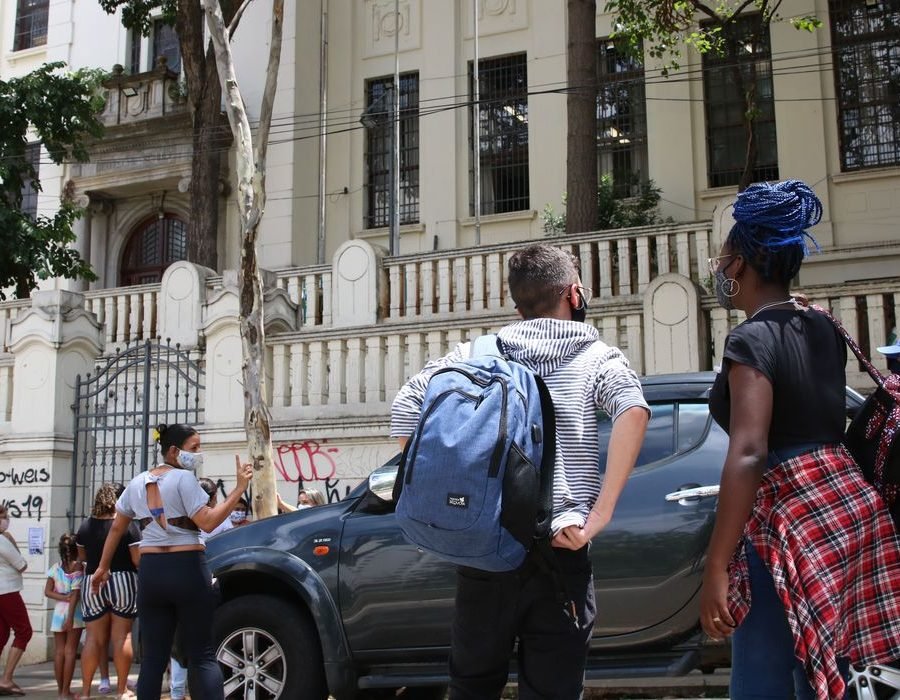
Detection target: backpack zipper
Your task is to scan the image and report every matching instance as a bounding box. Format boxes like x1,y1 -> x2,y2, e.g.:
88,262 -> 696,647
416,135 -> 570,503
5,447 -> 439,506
404,389 -> 479,484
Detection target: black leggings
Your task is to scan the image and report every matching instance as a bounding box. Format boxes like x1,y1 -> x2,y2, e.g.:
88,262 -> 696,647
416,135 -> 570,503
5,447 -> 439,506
136,551 -> 223,700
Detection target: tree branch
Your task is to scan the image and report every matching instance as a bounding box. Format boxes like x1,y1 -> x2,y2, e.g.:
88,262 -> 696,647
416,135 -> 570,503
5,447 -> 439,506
227,0 -> 254,37
255,0 -> 284,178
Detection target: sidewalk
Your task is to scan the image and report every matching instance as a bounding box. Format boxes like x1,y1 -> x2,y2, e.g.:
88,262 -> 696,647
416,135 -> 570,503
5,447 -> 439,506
13,662 -> 729,699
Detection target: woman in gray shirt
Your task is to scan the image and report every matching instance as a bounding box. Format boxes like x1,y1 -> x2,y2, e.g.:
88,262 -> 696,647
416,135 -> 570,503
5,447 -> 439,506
92,423 -> 253,700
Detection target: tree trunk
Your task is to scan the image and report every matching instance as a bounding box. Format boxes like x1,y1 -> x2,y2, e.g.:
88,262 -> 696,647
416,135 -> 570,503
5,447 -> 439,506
566,0 -> 598,235
204,0 -> 284,519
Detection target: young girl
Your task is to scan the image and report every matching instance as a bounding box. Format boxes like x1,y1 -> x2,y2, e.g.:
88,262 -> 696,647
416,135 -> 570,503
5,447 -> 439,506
45,533 -> 84,700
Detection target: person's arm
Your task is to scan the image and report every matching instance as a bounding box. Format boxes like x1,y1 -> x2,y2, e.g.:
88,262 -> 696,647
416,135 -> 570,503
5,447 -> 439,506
76,545 -> 87,565
64,582 -> 81,631
44,574 -> 69,602
0,535 -> 26,572
699,361 -> 772,641
553,406 -> 649,549
276,493 -> 297,513
91,513 -> 132,593
129,543 -> 141,568
190,456 -> 253,532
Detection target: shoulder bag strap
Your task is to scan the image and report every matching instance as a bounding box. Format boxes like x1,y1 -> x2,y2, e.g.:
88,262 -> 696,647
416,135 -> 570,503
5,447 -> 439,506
811,303 -> 886,390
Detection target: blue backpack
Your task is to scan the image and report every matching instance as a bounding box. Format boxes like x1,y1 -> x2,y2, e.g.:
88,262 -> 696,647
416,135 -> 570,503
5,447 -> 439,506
393,335 -> 556,572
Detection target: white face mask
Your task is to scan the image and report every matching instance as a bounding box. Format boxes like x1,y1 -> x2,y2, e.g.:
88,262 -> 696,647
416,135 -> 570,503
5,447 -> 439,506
296,504 -> 312,510
176,449 -> 205,471
230,510 -> 246,523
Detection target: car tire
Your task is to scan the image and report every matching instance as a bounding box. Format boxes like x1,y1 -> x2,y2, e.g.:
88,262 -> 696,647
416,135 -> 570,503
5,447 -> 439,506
214,594 -> 327,700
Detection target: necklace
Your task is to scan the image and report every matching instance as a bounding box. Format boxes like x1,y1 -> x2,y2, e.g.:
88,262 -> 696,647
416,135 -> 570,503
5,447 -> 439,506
751,298 -> 795,318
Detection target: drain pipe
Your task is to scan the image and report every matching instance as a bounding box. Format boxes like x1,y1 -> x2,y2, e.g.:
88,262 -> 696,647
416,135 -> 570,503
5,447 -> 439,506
317,0 -> 328,264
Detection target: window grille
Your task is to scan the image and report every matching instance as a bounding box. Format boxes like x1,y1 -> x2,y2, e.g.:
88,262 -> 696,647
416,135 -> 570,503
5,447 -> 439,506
702,14 -> 779,188
597,40 -> 649,198
13,0 -> 48,51
121,215 -> 187,286
363,72 -> 420,229
469,53 -> 530,215
829,0 -> 900,171
21,144 -> 40,220
152,20 -> 181,73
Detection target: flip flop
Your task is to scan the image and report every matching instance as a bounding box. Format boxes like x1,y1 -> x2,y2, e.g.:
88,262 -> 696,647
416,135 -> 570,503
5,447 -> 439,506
0,683 -> 25,697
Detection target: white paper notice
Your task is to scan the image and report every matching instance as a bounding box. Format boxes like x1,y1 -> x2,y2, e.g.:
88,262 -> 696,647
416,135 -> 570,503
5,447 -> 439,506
28,527 -> 44,555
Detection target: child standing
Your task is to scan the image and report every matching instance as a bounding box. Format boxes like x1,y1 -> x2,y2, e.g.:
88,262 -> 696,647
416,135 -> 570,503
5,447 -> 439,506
45,534 -> 84,700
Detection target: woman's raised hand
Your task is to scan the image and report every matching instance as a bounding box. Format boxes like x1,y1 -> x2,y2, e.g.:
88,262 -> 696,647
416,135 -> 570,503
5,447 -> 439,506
235,455 -> 254,490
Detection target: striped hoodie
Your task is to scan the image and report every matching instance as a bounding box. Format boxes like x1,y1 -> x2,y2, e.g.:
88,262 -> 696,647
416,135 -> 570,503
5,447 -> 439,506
390,318 -> 649,533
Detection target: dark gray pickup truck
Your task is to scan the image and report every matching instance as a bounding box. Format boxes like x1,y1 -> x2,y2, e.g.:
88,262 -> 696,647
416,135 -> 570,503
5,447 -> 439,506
205,373 -> 891,700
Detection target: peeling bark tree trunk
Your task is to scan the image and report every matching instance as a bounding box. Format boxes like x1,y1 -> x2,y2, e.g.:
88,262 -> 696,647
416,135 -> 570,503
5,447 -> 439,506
566,0 -> 598,234
205,0 -> 284,519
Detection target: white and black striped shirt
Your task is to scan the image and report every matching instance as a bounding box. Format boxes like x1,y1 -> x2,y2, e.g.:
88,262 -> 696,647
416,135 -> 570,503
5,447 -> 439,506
390,318 -> 649,532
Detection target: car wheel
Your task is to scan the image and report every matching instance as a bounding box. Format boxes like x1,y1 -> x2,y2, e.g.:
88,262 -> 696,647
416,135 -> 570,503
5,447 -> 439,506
214,594 -> 327,700
847,661 -> 900,700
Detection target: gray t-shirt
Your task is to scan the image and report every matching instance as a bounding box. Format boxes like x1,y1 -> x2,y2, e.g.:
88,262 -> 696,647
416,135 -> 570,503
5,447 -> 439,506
117,467 -> 209,548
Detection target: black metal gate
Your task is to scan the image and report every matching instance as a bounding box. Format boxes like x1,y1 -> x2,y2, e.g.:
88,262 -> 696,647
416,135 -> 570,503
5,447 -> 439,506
69,339 -> 204,527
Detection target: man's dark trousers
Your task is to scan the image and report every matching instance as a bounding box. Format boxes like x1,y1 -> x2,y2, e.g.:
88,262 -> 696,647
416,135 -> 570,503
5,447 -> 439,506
448,545 -> 596,700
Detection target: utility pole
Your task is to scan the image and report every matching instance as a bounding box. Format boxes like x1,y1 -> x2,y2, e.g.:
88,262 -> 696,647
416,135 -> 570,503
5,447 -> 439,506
473,0 -> 482,245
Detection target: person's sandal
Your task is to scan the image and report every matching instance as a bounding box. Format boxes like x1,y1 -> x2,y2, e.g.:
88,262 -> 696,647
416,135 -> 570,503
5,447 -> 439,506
97,679 -> 111,696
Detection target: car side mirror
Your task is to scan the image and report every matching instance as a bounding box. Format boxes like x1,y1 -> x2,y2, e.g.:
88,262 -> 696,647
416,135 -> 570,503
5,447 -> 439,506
368,461 -> 400,503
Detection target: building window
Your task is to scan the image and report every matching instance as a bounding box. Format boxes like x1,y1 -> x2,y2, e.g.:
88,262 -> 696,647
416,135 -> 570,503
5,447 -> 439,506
363,72 -> 420,229
152,20 -> 181,73
702,14 -> 778,188
21,144 -> 40,219
830,0 -> 900,171
470,53 -> 529,215
121,214 -> 187,286
13,0 -> 48,51
129,26 -> 142,74
597,39 -> 649,198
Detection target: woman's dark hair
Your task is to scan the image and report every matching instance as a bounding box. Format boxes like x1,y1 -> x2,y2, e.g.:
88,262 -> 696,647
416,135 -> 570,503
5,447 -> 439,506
156,423 -> 198,455
727,179 -> 822,284
58,533 -> 78,568
236,496 -> 250,513
91,483 -> 118,518
198,477 -> 217,500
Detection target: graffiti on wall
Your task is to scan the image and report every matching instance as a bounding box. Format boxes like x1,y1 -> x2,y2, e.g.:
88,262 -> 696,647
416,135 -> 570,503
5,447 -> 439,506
274,440 -> 338,483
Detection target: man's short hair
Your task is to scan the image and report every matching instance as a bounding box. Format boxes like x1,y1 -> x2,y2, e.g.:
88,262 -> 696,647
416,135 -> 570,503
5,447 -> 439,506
508,244 -> 581,319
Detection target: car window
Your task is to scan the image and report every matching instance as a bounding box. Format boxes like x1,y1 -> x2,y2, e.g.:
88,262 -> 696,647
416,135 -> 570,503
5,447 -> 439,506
596,402 -> 676,471
676,402 -> 710,452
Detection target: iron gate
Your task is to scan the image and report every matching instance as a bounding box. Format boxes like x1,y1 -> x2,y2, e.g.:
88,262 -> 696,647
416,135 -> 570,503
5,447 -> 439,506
69,339 -> 204,527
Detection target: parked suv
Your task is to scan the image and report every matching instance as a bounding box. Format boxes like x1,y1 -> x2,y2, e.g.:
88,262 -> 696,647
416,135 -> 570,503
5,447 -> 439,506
205,372 -> 892,699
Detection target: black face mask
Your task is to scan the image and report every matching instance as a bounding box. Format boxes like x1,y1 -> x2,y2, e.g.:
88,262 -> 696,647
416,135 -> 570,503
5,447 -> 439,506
571,290 -> 587,323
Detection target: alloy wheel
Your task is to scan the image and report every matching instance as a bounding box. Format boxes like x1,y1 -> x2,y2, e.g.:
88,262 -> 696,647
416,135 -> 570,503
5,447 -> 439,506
217,627 -> 288,699
847,662 -> 900,700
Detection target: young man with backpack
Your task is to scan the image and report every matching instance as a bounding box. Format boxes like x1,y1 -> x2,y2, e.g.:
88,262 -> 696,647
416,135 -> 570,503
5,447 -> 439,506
390,243 -> 650,699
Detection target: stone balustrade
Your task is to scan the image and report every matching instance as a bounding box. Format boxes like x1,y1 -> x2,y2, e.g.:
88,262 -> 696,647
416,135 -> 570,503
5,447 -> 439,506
85,283 -> 160,351
0,355 -> 12,424
0,300 -> 29,352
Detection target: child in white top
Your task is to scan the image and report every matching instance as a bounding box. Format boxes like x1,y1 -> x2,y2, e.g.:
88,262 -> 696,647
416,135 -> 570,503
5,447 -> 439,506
44,533 -> 84,700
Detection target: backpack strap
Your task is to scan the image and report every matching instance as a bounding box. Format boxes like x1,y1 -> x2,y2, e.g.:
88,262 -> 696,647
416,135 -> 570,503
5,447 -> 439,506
470,334 -> 503,359
811,304 -> 887,390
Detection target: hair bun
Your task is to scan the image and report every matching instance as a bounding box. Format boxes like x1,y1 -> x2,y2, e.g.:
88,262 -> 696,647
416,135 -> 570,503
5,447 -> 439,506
733,179 -> 822,234
157,423 -> 168,434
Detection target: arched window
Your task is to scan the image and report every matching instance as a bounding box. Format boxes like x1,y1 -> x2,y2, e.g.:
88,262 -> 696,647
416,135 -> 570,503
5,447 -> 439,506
121,214 -> 187,286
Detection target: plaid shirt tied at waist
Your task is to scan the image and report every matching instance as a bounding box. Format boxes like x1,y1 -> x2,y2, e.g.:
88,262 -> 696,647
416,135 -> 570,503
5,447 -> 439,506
727,444 -> 900,700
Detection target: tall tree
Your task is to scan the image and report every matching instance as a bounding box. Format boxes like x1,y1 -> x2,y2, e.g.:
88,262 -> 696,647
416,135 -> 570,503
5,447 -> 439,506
98,0 -> 242,270
204,0 -> 284,518
0,63 -> 103,299
566,0 -> 599,234
606,0 -> 821,192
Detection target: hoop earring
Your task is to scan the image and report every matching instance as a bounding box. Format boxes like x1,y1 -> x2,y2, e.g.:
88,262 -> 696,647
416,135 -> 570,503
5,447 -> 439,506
722,277 -> 740,298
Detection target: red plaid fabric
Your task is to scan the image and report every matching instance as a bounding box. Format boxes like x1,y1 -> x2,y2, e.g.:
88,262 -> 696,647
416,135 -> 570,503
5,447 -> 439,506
727,444 -> 900,700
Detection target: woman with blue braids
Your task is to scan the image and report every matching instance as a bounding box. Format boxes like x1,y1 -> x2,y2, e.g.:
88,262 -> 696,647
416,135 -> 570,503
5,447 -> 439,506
702,180 -> 900,699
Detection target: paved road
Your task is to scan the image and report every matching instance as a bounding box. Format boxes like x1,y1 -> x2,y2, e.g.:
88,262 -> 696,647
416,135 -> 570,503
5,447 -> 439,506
14,662 -> 730,699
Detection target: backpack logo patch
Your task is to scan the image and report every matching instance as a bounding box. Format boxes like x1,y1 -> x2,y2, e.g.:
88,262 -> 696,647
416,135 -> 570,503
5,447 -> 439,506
447,493 -> 468,508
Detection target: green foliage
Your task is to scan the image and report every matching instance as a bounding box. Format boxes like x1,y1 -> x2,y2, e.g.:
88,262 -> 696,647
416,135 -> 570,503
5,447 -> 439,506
97,0 -> 176,34
0,62 -> 105,299
542,175 -> 666,236
605,0 -> 823,72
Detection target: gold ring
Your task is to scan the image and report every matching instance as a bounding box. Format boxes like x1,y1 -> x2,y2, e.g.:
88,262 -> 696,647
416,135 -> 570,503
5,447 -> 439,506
712,616 -> 721,623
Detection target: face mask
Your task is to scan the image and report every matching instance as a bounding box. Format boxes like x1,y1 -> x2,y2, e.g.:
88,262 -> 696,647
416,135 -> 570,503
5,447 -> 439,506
571,290 -> 587,324
296,504 -> 312,510
176,449 -> 205,471
230,510 -> 246,523
714,269 -> 735,311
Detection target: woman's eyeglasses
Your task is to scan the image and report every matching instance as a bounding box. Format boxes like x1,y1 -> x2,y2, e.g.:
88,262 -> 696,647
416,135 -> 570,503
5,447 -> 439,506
707,255 -> 734,276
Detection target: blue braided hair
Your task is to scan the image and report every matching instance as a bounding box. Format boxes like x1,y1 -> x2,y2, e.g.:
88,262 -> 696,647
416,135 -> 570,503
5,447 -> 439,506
727,179 -> 822,284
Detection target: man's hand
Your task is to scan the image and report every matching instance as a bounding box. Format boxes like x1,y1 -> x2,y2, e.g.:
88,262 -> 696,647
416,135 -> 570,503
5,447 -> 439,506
552,509 -> 611,550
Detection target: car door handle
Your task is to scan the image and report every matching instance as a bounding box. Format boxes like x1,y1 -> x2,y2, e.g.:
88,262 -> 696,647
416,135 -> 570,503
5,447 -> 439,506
665,485 -> 720,503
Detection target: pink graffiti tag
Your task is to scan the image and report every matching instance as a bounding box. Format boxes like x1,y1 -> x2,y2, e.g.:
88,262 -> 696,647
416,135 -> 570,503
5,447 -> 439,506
274,441 -> 339,483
